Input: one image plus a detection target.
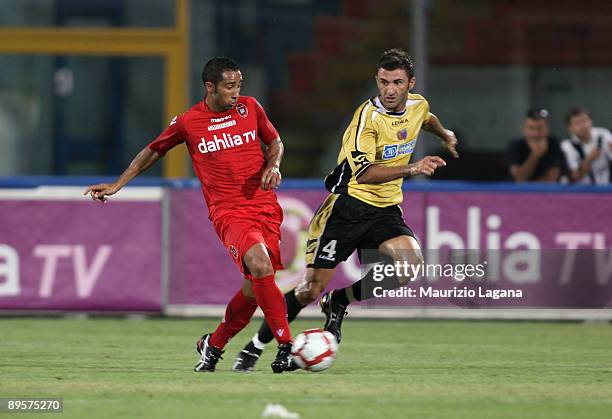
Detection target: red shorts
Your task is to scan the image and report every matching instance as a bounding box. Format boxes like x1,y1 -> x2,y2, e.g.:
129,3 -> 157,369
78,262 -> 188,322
213,202 -> 284,279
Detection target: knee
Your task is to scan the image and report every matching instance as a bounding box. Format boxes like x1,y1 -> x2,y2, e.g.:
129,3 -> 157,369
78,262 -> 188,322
294,272 -> 329,305
379,241 -> 423,265
378,243 -> 424,285
247,255 -> 274,279
295,285 -> 322,305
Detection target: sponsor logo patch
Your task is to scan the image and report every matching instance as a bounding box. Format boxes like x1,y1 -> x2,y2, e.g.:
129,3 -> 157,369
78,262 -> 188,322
198,130 -> 257,154
399,139 -> 417,155
207,120 -> 237,131
383,144 -> 399,160
211,115 -> 232,123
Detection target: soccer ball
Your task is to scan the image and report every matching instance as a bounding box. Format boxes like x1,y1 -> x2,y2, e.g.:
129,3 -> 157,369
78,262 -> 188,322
291,329 -> 338,372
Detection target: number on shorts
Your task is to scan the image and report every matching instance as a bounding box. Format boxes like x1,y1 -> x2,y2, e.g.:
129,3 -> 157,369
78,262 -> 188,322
321,240 -> 337,260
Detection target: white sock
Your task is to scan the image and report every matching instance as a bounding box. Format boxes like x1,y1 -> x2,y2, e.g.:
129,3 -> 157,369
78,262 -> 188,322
252,333 -> 266,350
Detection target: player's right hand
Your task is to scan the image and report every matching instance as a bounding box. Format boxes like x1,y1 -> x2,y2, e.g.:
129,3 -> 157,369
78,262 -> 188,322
261,166 -> 282,190
408,156 -> 446,177
83,183 -> 119,203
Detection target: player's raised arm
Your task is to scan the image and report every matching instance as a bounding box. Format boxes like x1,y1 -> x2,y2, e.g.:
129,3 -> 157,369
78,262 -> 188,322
261,138 -> 284,190
83,146 -> 161,202
421,113 -> 459,158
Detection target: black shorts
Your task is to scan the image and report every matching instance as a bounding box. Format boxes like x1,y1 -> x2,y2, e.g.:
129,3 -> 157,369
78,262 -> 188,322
305,193 -> 417,269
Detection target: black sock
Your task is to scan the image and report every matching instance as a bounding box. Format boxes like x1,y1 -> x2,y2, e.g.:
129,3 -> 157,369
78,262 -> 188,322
351,280 -> 363,301
330,287 -> 350,306
256,288 -> 305,345
333,266 -> 401,304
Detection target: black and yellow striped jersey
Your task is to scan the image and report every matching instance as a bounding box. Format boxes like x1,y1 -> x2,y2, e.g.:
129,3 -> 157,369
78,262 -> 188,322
324,94 -> 432,207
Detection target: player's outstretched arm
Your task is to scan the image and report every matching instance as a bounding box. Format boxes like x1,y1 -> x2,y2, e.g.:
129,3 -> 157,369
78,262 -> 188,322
261,138 -> 284,190
407,156 -> 447,176
357,156 -> 446,184
83,146 -> 162,202
422,113 -> 459,158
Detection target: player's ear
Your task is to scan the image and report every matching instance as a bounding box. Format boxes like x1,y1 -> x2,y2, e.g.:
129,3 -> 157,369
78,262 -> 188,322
409,77 -> 416,90
204,81 -> 216,94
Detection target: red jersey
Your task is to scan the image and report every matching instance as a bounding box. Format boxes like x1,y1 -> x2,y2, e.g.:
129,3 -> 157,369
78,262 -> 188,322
149,96 -> 280,220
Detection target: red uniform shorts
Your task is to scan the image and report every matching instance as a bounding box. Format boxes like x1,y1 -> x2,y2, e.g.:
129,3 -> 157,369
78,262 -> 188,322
213,202 -> 284,279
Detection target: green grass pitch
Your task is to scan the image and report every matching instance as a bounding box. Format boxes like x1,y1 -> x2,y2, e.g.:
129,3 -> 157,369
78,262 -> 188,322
1,318 -> 611,418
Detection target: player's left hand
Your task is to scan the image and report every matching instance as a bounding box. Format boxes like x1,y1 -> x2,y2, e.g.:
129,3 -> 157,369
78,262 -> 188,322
408,156 -> 446,177
442,130 -> 459,158
261,166 -> 282,190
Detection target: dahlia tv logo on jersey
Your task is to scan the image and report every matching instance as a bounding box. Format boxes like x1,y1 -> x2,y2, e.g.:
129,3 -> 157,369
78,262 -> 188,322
198,130 -> 256,153
236,103 -> 248,118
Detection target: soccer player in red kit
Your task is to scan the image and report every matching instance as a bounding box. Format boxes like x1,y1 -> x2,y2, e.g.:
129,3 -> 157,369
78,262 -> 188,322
84,57 -> 295,373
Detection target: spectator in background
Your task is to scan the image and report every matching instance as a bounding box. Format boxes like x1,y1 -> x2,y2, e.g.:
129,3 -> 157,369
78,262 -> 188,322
507,108 -> 565,182
560,107 -> 612,185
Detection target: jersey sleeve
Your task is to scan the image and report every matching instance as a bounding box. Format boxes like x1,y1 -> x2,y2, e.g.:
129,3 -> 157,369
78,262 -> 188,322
343,104 -> 377,179
598,128 -> 612,161
253,99 -> 280,145
148,115 -> 186,156
560,140 -> 580,171
422,99 -> 432,124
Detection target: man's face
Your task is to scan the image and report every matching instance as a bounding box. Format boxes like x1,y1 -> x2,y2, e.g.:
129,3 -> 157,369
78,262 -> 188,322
375,68 -> 414,112
523,118 -> 549,142
568,113 -> 593,140
206,70 -> 242,111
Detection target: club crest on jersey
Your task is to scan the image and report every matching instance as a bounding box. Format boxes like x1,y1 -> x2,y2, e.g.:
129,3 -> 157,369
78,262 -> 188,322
396,128 -> 408,141
229,245 -> 238,259
383,144 -> 399,160
236,103 -> 248,118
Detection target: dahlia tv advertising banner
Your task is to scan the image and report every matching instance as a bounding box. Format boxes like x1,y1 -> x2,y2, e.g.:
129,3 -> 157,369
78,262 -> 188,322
168,189 -> 612,309
0,190 -> 163,311
1,186 -> 611,311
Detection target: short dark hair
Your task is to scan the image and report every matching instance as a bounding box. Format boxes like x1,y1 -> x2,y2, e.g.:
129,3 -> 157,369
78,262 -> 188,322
201,57 -> 240,85
525,108 -> 549,120
565,106 -> 590,125
377,48 -> 414,79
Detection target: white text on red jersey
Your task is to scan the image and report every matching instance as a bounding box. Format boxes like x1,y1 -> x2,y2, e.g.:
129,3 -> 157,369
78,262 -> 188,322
198,130 -> 256,153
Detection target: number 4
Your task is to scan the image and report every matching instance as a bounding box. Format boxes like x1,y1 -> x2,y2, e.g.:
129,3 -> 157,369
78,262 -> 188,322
321,240 -> 337,260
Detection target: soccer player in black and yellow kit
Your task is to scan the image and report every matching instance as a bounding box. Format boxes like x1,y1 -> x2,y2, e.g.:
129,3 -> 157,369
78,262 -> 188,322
233,48 -> 458,371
